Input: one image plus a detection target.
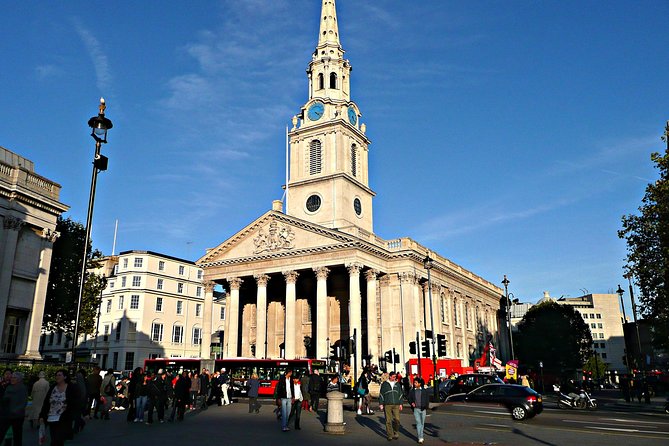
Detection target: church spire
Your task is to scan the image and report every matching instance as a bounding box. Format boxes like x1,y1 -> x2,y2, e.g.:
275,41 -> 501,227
317,0 -> 341,49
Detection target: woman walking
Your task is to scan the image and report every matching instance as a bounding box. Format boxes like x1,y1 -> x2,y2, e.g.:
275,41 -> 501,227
247,374 -> 260,414
0,372 -> 27,446
39,369 -> 77,446
29,371 -> 50,428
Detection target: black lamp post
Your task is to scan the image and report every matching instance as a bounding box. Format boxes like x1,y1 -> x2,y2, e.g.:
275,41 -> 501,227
501,275 -> 514,360
616,284 -> 631,372
423,251 -> 438,400
71,98 -> 112,363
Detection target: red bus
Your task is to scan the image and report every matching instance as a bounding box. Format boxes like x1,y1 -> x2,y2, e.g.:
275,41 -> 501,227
143,358 -> 327,397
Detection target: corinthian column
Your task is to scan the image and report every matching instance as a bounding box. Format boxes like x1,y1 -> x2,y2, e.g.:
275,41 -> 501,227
365,269 -> 379,363
201,280 -> 216,359
0,216 -> 24,342
283,271 -> 299,359
313,267 -> 330,359
226,278 -> 243,357
346,262 -> 362,382
254,274 -> 270,359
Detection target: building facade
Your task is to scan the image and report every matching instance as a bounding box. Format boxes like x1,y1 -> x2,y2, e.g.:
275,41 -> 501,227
0,146 -> 68,358
40,250 -> 226,370
197,0 -> 503,380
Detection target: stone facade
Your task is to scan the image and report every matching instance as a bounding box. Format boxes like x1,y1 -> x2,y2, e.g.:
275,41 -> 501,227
0,146 -> 68,358
197,1 -> 502,381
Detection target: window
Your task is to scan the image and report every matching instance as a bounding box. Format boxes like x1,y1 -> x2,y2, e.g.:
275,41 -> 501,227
197,270 -> 203,280
151,323 -> 163,342
113,352 -> 119,370
179,265 -> 185,276
115,321 -> 122,341
157,279 -> 164,290
113,265 -> 119,275
590,313 -> 595,318
106,300 -> 112,313
591,323 -> 596,328
456,342 -> 461,357
132,276 -> 141,287
109,281 -> 115,289
156,297 -> 163,312
440,296 -> 446,323
121,277 -> 127,287
177,300 -> 183,315
48,333 -> 54,345
130,295 -> 140,309
220,307 -> 226,320
103,325 -> 110,342
128,321 -> 137,342
601,353 -> 607,359
598,323 -> 603,329
351,144 -> 357,177
118,295 -> 124,310
134,257 -> 143,268
596,314 -> 602,319
196,286 -> 202,297
177,283 -> 184,294
123,258 -> 128,269
172,325 -> 184,344
306,194 -> 321,212
583,313 -> 588,319
125,352 -> 135,370
329,72 -> 337,89
196,304 -> 202,317
453,299 -> 459,325
57,331 -> 63,345
192,327 -> 202,345
303,303 -> 311,322
598,333 -> 604,339
309,140 -> 322,175
465,304 -> 471,329
317,73 -> 324,89
158,261 -> 165,271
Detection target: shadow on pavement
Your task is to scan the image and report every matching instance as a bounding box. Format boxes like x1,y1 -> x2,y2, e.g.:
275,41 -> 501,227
512,427 -> 558,446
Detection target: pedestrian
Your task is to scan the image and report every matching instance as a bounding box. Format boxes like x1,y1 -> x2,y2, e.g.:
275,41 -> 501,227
134,373 -> 150,423
407,377 -> 429,444
247,373 -> 260,414
72,369 -> 87,433
147,369 -> 168,424
274,369 -> 295,432
39,369 -> 77,446
199,369 -> 210,409
378,371 -> 405,441
0,372 -> 27,446
521,375 -> 530,388
173,371 -> 190,421
308,370 -> 323,412
128,368 -> 143,422
29,371 -> 50,428
288,374 -> 303,430
190,372 -> 199,410
85,367 -> 102,419
326,375 -> 339,393
300,372 -> 311,412
220,369 -> 231,406
356,367 -> 373,415
99,369 -> 115,420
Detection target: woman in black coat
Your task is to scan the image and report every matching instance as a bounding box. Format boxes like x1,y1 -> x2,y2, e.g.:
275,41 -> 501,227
39,369 -> 79,446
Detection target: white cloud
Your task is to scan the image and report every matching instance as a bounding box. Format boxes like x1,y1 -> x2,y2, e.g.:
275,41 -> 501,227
72,19 -> 113,93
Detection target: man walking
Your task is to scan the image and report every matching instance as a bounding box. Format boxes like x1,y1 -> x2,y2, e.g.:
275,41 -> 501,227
220,369 -> 231,406
308,370 -> 323,412
407,377 -> 429,444
274,369 -> 295,432
378,371 -> 405,441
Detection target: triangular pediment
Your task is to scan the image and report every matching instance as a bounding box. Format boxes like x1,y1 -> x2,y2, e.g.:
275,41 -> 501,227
197,211 -> 358,265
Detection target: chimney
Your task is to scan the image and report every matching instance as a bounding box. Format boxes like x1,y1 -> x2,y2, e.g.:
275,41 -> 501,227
543,291 -> 550,299
272,200 -> 283,212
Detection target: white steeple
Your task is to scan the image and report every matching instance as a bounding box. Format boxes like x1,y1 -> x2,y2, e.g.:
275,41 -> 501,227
317,0 -> 341,49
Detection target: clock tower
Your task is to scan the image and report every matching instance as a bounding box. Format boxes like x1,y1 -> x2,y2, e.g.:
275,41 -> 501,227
286,0 -> 375,235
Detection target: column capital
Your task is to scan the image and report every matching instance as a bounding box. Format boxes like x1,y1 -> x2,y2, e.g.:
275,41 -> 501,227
283,270 -> 299,284
228,277 -> 243,290
364,269 -> 380,282
345,262 -> 363,276
313,266 -> 330,280
203,280 -> 216,292
400,271 -> 417,284
3,216 -> 24,231
41,228 -> 60,243
254,274 -> 270,287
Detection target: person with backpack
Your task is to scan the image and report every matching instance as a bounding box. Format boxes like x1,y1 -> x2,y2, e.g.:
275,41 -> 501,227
99,369 -> 116,420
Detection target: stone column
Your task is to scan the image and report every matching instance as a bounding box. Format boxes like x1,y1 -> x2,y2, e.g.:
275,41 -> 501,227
313,267 -> 330,360
226,278 -> 243,357
346,263 -> 362,382
365,269 -> 379,363
283,271 -> 299,359
447,291 -> 455,357
23,228 -> 59,357
0,216 -> 24,342
254,274 -> 270,359
200,280 -> 216,359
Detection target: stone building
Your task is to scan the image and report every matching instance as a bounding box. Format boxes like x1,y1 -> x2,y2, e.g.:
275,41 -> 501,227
196,0 -> 502,379
0,146 -> 68,358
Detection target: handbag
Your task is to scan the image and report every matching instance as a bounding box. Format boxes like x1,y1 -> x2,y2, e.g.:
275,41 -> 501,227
38,424 -> 46,445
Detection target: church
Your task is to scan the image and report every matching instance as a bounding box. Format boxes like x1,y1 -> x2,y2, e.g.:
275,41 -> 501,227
197,0 -> 502,379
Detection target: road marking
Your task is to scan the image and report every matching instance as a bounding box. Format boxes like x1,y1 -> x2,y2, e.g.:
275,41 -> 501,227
601,417 -> 667,425
475,410 -> 509,415
563,419 -> 659,428
588,426 -> 669,435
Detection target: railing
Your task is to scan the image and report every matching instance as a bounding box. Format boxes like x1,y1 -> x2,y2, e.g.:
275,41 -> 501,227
0,161 -> 61,200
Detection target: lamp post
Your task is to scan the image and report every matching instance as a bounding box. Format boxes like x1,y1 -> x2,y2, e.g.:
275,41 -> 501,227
626,276 -> 644,374
501,275 -> 514,360
616,284 -> 631,372
423,251 -> 438,400
71,98 -> 113,363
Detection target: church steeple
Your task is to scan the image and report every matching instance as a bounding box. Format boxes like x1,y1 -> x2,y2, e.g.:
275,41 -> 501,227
317,0 -> 341,49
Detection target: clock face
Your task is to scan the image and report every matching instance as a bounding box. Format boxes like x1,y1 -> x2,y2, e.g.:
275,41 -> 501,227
307,102 -> 325,121
348,107 -> 357,125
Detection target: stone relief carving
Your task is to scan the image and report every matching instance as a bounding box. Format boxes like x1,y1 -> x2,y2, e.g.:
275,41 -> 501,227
253,220 -> 295,254
3,216 -> 24,231
41,228 -> 60,243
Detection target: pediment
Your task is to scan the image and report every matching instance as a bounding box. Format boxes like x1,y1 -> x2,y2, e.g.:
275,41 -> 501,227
197,211 -> 357,265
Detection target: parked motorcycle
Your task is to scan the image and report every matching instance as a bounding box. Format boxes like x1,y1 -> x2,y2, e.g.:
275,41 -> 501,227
664,398 -> 669,414
554,385 -> 598,410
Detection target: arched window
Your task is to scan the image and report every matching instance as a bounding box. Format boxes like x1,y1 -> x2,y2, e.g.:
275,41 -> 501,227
454,298 -> 459,326
309,140 -> 322,175
317,73 -> 324,90
350,144 -> 357,177
330,72 -> 337,89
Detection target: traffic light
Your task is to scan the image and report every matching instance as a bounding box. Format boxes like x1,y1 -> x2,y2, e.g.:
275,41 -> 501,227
384,350 -> 392,362
409,341 -> 417,355
348,338 -> 356,355
437,334 -> 447,357
330,344 -> 338,360
394,352 -> 400,364
421,340 -> 430,357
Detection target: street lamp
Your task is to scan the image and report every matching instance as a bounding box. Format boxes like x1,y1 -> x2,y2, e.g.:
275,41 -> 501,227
423,251 -> 438,400
71,98 -> 113,362
501,275 -> 514,360
616,284 -> 632,372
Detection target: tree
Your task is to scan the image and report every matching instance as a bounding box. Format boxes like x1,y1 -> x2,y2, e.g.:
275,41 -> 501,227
515,301 -> 593,378
43,216 -> 106,335
583,355 -> 608,382
619,121 -> 669,351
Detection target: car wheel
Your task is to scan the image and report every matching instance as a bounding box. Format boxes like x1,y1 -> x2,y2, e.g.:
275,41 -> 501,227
511,406 -> 527,420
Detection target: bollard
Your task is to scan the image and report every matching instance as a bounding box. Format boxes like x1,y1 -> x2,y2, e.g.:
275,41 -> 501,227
325,391 -> 346,434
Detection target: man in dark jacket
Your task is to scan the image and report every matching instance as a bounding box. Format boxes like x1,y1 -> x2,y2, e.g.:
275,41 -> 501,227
308,370 -> 323,412
378,372 -> 405,441
407,378 -> 430,444
86,366 -> 102,419
173,372 -> 191,421
147,370 -> 168,424
199,369 -> 210,409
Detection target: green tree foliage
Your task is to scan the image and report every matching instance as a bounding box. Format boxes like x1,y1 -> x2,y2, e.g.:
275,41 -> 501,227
43,216 -> 106,335
619,122 -> 669,351
583,355 -> 608,380
515,301 -> 593,378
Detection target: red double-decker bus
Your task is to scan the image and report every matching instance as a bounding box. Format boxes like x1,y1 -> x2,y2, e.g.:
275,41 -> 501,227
143,358 -> 327,397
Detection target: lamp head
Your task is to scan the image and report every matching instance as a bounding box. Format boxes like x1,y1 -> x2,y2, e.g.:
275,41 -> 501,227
88,97 -> 113,143
501,275 -> 510,288
616,284 -> 624,296
423,251 -> 433,270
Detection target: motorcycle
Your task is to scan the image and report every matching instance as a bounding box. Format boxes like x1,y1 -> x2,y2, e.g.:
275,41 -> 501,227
554,385 -> 598,410
664,399 -> 669,414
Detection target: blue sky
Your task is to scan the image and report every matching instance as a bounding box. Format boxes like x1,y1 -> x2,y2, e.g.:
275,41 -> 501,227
2,1 -> 667,307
